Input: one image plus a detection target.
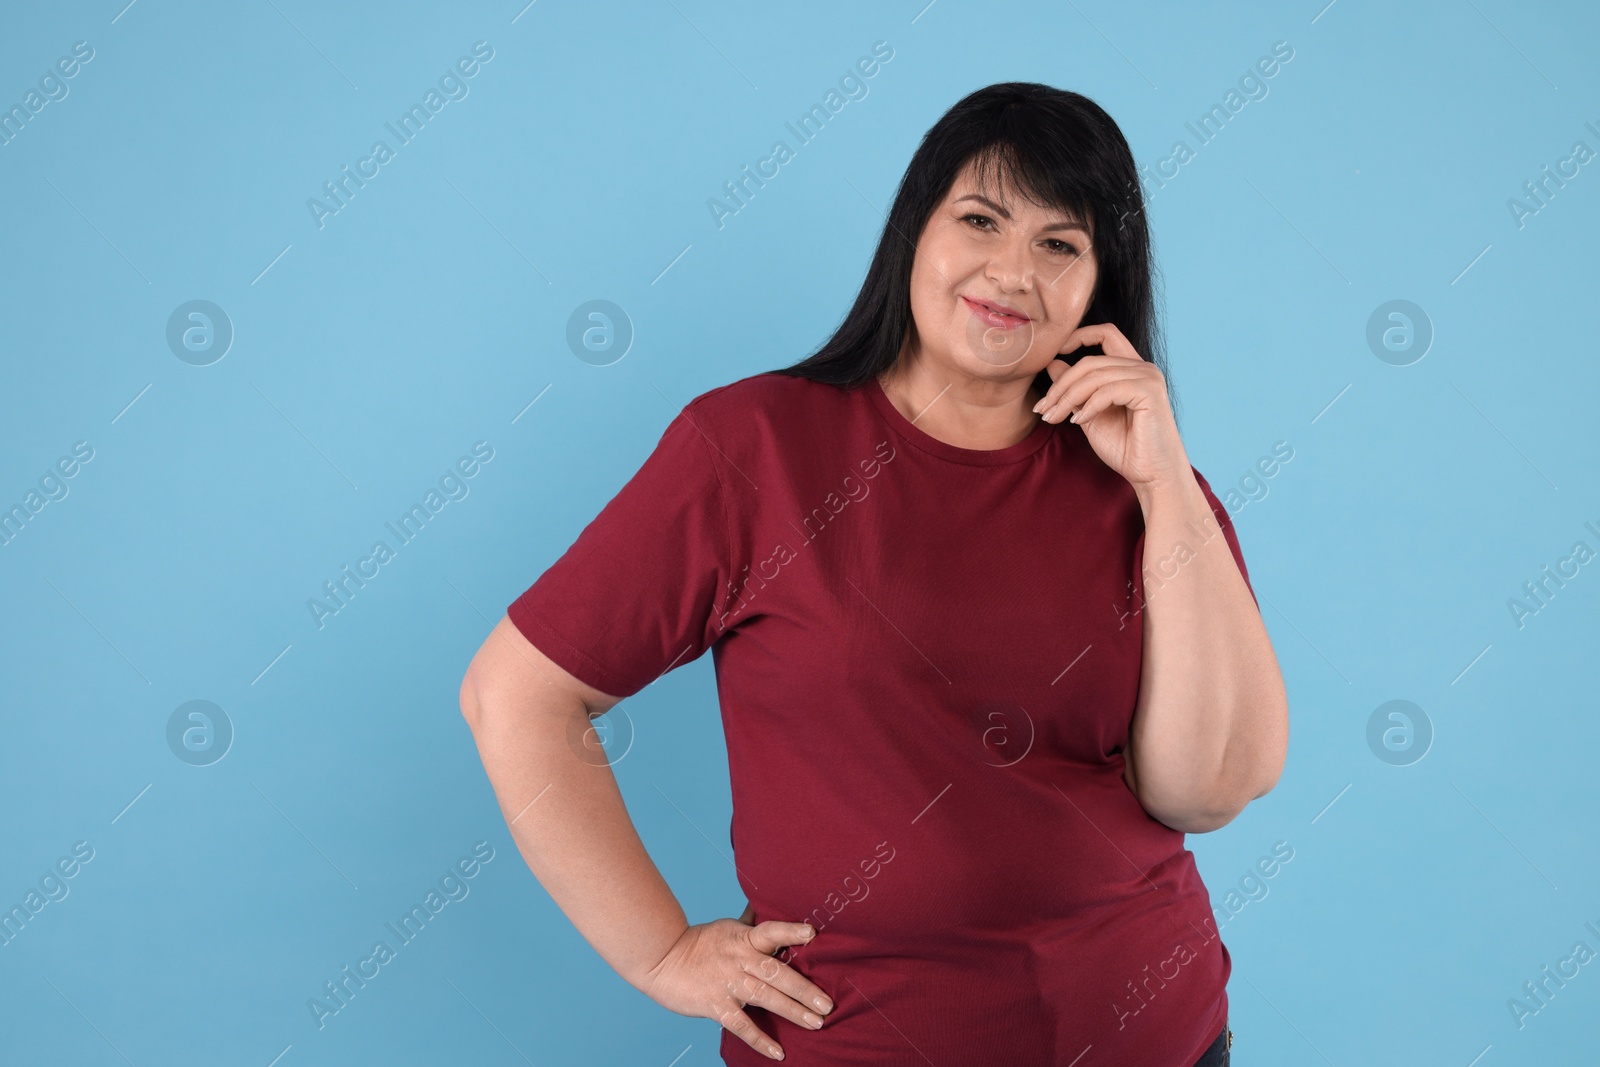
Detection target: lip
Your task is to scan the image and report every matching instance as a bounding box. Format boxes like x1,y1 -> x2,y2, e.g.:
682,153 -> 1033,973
962,295 -> 1032,326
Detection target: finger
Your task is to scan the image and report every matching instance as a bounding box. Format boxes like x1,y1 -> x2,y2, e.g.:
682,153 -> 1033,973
1068,395 -> 1105,424
1060,322 -> 1141,362
1056,378 -> 1151,428
1034,357 -> 1081,414
730,965 -> 829,1033
747,919 -> 815,956
1034,354 -> 1136,414
1041,368 -> 1151,422
1052,385 -> 1117,425
738,901 -> 755,925
743,952 -> 835,1017
715,1000 -> 786,1061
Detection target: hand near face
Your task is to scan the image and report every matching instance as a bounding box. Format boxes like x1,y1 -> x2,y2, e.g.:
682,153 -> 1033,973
1032,323 -> 1191,494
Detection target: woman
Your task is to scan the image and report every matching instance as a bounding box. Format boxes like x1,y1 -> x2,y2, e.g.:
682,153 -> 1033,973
459,82 -> 1287,1066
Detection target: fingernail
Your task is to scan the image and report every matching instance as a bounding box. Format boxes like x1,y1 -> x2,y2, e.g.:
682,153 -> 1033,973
804,1011 -> 824,1028
770,1044 -> 784,1059
1032,399 -> 1046,414
814,996 -> 833,1012
1068,409 -> 1079,423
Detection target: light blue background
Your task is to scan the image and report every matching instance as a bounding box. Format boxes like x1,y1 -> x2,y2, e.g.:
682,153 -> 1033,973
3,1 -> 1597,1064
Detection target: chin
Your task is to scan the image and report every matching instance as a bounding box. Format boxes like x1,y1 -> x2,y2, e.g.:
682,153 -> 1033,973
949,321 -> 1045,379
953,352 -> 1042,388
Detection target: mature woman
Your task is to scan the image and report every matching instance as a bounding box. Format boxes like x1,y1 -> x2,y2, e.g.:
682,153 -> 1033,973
459,82 -> 1288,1067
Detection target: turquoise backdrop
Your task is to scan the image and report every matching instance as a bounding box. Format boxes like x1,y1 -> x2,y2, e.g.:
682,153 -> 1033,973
2,1 -> 1597,1063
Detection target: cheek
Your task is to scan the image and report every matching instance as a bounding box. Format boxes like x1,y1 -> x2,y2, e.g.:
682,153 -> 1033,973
919,227 -> 985,289
1044,268 -> 1096,321
910,259 -> 965,326
1036,302 -> 1090,352
916,247 -> 961,296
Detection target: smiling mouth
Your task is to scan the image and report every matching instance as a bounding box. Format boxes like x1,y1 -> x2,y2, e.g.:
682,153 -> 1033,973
962,296 -> 1031,329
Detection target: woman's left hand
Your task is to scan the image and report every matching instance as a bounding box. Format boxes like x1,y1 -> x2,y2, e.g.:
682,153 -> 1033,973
1033,323 -> 1191,495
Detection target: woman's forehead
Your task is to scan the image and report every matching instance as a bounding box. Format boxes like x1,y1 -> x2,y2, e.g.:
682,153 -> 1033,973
951,157 -> 1084,216
946,177 -> 1090,234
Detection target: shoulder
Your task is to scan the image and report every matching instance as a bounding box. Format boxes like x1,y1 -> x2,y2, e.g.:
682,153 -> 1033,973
685,370 -> 860,433
689,370 -> 851,414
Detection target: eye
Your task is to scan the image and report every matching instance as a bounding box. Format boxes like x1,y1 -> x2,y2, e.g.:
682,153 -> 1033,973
1043,238 -> 1080,257
961,213 -> 996,230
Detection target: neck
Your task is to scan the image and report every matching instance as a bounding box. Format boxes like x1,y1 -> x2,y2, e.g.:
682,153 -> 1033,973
877,353 -> 1045,451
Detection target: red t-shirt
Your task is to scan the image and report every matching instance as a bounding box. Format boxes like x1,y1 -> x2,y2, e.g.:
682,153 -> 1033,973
508,371 -> 1255,1067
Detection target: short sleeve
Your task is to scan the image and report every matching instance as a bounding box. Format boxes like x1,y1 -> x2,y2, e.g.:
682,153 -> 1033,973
507,398 -> 732,700
1130,466 -> 1257,613
1191,466 -> 1257,609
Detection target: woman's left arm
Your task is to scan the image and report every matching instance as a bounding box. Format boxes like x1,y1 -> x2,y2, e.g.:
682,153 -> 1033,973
1121,473 -> 1288,833
1034,325 -> 1289,834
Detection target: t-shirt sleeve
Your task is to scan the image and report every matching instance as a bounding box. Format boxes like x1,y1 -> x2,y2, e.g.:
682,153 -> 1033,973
506,398 -> 732,700
1191,466 -> 1257,609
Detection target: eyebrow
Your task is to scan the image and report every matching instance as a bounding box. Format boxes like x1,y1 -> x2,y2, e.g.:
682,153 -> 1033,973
954,194 -> 1090,235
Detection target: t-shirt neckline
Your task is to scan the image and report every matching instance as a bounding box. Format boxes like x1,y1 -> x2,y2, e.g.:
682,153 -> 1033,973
865,374 -> 1056,466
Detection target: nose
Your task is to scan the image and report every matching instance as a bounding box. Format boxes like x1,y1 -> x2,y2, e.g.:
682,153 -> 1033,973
985,234 -> 1033,294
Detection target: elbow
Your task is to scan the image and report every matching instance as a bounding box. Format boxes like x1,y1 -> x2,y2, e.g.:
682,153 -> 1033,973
1134,775 -> 1263,835
1132,716 -> 1287,834
1241,715 -> 1289,804
458,660 -> 487,734
457,615 -> 623,744
1249,762 -> 1285,802
1145,799 -> 1241,835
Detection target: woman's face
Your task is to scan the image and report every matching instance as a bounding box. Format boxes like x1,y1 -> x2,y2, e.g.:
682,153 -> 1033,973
905,159 -> 1099,386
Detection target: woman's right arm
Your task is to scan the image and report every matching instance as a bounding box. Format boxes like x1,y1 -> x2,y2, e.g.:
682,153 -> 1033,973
458,615 -> 833,1059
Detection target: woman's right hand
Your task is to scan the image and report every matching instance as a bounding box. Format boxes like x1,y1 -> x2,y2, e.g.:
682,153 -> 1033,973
641,915 -> 834,1061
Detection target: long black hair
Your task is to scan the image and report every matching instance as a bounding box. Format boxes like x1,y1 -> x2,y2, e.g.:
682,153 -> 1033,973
771,81 -> 1177,421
